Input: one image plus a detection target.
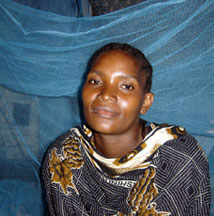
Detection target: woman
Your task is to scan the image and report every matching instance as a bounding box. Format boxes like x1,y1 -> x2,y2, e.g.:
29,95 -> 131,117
42,43 -> 211,215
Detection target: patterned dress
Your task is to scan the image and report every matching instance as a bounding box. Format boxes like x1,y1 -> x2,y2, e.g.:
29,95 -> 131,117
42,123 -> 211,216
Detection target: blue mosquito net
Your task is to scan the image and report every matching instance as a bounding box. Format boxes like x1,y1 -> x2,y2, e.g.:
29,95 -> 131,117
0,0 -> 213,215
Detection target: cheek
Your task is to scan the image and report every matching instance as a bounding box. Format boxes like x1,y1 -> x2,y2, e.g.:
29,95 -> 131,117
119,96 -> 142,116
82,87 -> 90,109
82,87 -> 95,110
119,99 -> 129,111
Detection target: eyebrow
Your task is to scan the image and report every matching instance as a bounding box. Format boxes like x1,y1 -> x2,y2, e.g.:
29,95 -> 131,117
88,70 -> 139,81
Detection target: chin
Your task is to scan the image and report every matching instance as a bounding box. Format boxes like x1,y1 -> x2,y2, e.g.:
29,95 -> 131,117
87,119 -> 118,135
85,111 -> 118,131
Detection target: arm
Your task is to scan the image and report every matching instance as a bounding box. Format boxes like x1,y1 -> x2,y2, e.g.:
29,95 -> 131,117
186,174 -> 211,216
41,149 -> 55,216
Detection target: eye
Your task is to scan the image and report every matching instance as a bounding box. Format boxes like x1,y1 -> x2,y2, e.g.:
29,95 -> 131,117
88,79 -> 101,85
121,84 -> 134,90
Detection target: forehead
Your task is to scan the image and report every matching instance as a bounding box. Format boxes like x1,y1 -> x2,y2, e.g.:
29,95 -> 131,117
91,50 -> 141,77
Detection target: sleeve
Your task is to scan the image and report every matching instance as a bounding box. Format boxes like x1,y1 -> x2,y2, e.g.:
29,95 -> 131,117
153,134 -> 211,216
186,168 -> 211,216
41,147 -> 55,216
41,131 -> 71,216
185,137 -> 211,216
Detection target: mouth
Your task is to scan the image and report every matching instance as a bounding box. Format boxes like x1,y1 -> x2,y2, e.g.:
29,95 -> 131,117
91,106 -> 120,118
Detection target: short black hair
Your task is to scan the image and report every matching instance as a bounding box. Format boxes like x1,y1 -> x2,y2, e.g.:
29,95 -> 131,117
89,43 -> 153,92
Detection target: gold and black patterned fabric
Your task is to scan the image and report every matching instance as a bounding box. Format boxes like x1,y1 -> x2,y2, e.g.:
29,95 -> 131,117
42,122 -> 211,215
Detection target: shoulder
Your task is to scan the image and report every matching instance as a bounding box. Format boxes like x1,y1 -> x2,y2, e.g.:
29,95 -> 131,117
164,132 -> 208,166
147,122 -> 209,177
165,132 -> 203,154
153,131 -> 209,180
148,122 -> 207,163
152,130 -> 211,215
42,126 -> 83,162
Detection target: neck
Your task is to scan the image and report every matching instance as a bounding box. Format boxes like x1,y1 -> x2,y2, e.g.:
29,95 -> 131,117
92,120 -> 146,158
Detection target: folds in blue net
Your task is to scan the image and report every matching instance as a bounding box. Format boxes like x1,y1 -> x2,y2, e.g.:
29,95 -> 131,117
1,0 -> 213,136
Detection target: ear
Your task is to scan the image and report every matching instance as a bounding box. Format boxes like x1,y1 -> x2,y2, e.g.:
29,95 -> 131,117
140,92 -> 154,115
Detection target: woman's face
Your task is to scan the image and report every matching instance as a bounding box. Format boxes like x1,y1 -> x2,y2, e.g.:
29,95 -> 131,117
82,50 -> 153,135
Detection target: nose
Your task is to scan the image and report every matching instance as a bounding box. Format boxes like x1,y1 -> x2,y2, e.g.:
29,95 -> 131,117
97,85 -> 117,103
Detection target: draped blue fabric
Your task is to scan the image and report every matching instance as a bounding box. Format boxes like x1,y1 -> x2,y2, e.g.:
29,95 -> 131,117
11,0 -> 92,17
0,0 -> 213,215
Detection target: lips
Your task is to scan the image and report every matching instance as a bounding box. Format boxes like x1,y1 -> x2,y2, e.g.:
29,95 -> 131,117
91,106 -> 120,118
